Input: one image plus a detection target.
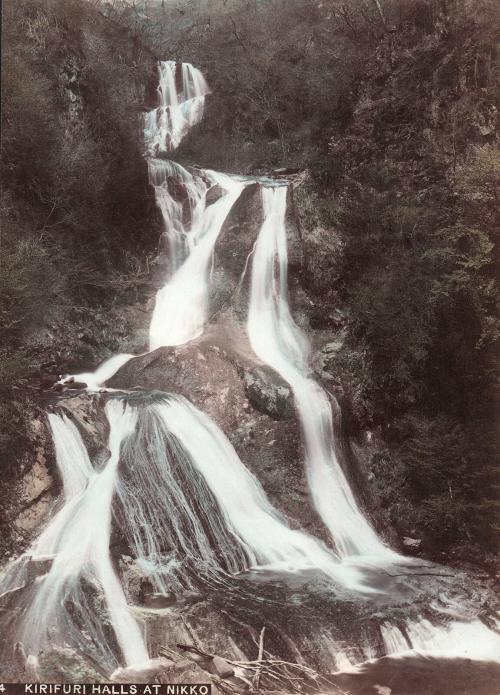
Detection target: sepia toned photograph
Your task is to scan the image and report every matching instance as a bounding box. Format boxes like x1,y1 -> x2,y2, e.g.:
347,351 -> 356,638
1,1 -> 499,693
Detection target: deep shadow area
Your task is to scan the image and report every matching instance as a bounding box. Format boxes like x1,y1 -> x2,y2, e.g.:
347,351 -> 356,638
331,655 -> 500,695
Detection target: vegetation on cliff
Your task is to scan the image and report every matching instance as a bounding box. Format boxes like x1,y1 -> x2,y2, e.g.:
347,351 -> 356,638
324,3 -> 500,555
1,0 -> 157,385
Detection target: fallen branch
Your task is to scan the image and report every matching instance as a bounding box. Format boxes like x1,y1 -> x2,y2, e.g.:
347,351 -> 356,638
253,626 -> 266,690
176,642 -> 334,693
180,615 -> 203,651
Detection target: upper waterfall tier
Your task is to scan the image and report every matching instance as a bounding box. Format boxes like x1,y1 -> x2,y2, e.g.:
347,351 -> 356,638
144,61 -> 210,155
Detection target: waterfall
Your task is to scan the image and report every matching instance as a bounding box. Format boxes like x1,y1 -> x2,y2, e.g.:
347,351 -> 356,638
19,402 -> 148,670
125,395 -> 365,589
381,617 -> 500,663
2,394 -> 372,674
57,69 -> 242,382
0,415 -> 94,600
5,57 -> 499,682
144,61 -> 209,155
46,413 -> 93,499
147,159 -> 206,272
149,170 -> 245,349
247,186 -> 396,559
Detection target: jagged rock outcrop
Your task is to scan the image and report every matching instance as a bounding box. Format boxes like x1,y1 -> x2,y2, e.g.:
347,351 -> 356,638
216,183 -> 264,278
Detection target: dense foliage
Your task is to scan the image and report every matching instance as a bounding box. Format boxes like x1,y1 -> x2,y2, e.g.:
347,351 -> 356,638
1,0 -> 156,383
326,1 -> 500,553
0,0 -> 159,515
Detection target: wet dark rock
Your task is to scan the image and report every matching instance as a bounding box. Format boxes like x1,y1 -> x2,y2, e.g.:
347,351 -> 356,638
0,585 -> 25,609
403,537 -> 422,555
39,373 -> 59,389
285,186 -> 304,273
167,176 -> 189,202
26,554 -> 54,582
206,184 -> 225,205
208,268 -> 236,317
244,366 -> 294,419
216,183 -> 263,280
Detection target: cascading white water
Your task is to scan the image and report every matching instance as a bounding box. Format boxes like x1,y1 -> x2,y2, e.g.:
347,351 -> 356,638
147,396 -> 366,589
245,185 -> 500,666
247,186 -> 396,559
381,617 -> 500,663
47,413 -> 93,499
149,170 -> 245,349
0,415 -> 94,599
144,61 -> 209,155
111,394 -> 372,593
147,159 -> 206,272
20,402 -> 148,669
58,353 -> 135,391
57,71 -> 241,384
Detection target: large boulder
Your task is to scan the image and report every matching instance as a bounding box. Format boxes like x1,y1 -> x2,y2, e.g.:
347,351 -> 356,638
216,182 -> 263,279
108,342 -> 248,432
107,338 -> 318,538
205,183 -> 225,206
209,182 -> 303,322
243,366 -> 294,419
